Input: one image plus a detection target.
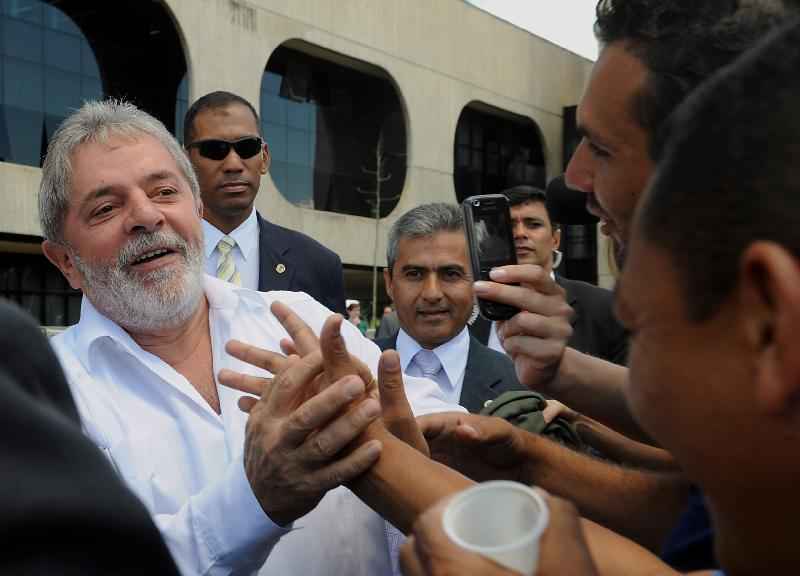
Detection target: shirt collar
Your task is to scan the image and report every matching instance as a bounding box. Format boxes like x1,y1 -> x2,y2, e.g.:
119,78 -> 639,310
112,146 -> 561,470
396,326 -> 470,389
72,274 -> 267,371
202,208 -> 258,262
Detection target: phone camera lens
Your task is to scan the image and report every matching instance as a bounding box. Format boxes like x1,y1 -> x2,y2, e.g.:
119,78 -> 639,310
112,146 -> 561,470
473,200 -> 481,207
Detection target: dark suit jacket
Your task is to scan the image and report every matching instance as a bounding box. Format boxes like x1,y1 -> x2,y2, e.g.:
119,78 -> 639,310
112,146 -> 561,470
471,275 -> 628,366
257,213 -> 346,315
374,332 -> 526,413
0,299 -> 179,575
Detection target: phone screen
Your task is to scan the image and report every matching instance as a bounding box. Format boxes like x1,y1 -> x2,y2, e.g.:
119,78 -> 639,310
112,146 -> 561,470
472,209 -> 516,269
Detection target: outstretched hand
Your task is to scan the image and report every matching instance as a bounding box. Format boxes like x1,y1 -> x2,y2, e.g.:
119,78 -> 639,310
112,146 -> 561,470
400,489 -> 598,576
417,411 -> 530,483
474,265 -> 573,393
218,301 -> 428,454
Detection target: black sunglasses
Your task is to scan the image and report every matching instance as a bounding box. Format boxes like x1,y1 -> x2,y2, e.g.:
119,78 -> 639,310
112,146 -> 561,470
186,136 -> 263,161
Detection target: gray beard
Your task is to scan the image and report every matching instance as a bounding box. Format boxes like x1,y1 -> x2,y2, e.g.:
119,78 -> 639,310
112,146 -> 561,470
71,231 -> 205,332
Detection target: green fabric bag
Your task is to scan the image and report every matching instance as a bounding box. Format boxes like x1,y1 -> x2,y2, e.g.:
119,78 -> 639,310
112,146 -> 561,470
480,391 -> 585,452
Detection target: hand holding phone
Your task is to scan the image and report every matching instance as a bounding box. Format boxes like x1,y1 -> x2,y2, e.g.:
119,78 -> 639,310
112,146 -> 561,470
462,194 -> 520,321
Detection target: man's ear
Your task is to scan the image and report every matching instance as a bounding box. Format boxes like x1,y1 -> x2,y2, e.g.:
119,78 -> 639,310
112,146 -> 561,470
42,240 -> 83,291
196,195 -> 204,218
383,267 -> 394,300
553,227 -> 562,251
739,241 -> 800,418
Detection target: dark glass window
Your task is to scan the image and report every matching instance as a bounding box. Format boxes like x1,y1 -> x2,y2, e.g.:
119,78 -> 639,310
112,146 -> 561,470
0,0 -> 187,166
175,74 -> 189,145
0,0 -> 101,165
0,251 -> 81,326
262,43 -> 406,217
453,103 -> 546,202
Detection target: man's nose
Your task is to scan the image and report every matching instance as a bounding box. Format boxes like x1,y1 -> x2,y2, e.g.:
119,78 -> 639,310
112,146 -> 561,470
221,147 -> 246,172
564,139 -> 593,194
125,193 -> 164,234
421,275 -> 443,300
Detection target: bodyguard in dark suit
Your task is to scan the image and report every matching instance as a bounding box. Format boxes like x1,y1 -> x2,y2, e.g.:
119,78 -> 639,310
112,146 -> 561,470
377,203 -> 525,413
184,91 -> 346,314
0,299 -> 179,575
472,185 -> 628,366
256,214 -> 345,314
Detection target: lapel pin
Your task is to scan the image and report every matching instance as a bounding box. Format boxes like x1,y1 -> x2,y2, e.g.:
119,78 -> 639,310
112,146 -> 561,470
275,263 -> 287,274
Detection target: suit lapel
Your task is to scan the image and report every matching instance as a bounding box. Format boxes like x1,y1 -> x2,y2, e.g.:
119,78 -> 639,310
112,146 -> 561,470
469,316 -> 492,345
375,334 -> 398,352
459,337 -> 504,411
257,213 -> 296,292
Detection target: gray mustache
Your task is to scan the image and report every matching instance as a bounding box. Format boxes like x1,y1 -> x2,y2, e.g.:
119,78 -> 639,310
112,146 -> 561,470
117,232 -> 188,267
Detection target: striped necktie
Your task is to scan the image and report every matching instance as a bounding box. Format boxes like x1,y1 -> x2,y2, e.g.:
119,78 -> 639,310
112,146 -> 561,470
216,235 -> 241,286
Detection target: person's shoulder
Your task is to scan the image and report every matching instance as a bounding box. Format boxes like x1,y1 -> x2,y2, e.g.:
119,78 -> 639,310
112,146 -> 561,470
258,215 -> 341,264
256,288 -> 323,311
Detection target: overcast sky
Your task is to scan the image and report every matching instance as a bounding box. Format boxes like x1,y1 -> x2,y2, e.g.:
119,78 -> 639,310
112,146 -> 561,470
465,0 -> 599,61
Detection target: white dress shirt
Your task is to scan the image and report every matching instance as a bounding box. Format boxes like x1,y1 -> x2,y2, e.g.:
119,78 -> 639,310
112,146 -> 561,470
396,327 -> 470,406
203,208 -> 260,290
487,320 -> 504,354
51,275 -> 461,576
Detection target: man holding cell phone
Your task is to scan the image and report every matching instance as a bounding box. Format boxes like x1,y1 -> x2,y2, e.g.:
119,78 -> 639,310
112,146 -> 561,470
184,91 -> 346,314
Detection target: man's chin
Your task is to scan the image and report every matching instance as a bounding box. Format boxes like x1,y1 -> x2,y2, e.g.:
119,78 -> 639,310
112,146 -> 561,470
514,255 -> 541,267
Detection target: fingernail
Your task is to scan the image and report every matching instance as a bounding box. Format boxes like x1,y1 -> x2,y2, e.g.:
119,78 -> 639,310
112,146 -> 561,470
361,399 -> 380,419
459,424 -> 479,438
488,268 -> 507,281
344,377 -> 365,399
381,352 -> 399,371
473,281 -> 490,294
217,368 -> 232,381
364,439 -> 382,458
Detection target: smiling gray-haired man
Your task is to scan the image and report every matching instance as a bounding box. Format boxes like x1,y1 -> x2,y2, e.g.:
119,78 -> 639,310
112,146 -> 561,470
40,99 -> 455,576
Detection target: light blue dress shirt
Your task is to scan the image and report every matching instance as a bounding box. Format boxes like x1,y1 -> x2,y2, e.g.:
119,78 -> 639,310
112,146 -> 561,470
202,208 -> 260,290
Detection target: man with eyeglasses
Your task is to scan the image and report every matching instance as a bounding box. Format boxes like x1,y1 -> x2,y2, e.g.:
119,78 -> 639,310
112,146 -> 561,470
184,91 -> 346,314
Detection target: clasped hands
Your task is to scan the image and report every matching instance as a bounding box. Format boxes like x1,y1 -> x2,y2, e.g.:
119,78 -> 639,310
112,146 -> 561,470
217,301 -> 426,525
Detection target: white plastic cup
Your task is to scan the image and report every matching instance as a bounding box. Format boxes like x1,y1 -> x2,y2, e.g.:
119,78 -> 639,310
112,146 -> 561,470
442,480 -> 549,575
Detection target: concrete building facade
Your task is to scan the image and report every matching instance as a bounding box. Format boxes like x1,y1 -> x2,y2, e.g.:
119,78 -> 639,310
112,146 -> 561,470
0,0 -> 606,326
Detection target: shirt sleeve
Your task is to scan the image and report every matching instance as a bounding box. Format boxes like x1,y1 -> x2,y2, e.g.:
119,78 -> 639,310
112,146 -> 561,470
152,453 -> 291,576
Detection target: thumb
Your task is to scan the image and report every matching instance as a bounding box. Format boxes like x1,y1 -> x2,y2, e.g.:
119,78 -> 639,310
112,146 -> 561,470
379,350 -> 429,456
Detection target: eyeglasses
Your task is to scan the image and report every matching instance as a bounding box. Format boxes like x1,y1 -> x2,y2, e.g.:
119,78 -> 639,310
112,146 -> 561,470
186,136 -> 263,161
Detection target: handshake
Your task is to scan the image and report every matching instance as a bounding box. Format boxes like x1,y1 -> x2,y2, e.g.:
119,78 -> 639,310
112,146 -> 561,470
217,300 -> 598,576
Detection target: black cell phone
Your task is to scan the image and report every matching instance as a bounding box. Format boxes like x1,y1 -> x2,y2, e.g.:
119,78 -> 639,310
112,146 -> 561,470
462,194 -> 520,321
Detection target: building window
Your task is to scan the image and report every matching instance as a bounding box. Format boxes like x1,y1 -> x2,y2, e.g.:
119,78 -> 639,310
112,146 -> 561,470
175,74 -> 189,144
0,0 -> 187,167
0,251 -> 81,327
262,42 -> 406,217
453,103 -> 546,202
0,0 -> 101,165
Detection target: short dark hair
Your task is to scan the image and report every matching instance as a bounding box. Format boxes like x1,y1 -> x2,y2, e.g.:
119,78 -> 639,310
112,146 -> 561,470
594,0 -> 786,158
500,185 -> 559,229
640,16 -> 800,322
500,185 -> 547,209
183,91 -> 260,145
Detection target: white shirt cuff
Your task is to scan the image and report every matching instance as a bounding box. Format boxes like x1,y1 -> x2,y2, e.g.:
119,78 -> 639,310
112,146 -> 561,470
193,453 -> 291,569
